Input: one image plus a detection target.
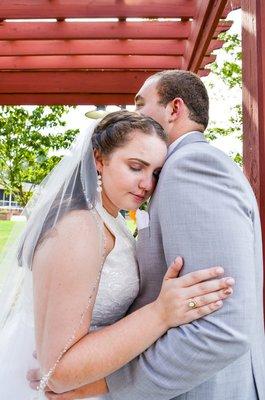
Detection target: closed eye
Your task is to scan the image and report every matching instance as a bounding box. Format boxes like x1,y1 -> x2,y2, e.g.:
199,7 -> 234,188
153,169 -> 161,179
130,166 -> 142,172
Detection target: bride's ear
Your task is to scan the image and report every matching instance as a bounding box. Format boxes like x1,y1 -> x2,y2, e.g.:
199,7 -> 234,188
93,149 -> 104,173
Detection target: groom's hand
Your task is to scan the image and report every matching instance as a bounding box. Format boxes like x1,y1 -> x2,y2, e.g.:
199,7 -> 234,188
45,390 -> 76,400
27,368 -> 50,392
27,369 -> 75,399
27,367 -> 41,390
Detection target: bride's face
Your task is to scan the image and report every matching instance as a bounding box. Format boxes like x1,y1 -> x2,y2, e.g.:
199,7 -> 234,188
96,129 -> 167,216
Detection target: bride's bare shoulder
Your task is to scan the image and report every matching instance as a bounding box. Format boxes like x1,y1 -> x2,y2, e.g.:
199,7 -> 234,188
57,209 -> 101,236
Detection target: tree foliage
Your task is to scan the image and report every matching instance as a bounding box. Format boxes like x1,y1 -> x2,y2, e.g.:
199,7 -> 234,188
0,106 -> 79,206
210,33 -> 242,89
206,31 -> 243,166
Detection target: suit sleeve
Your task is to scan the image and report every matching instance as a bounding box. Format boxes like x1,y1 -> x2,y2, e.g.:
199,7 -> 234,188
106,148 -> 253,399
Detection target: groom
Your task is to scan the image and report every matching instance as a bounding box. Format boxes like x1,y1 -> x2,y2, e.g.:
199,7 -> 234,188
30,70 -> 265,399
106,70 -> 265,399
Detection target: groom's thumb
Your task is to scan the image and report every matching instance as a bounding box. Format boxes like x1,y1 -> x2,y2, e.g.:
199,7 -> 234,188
164,257 -> 183,280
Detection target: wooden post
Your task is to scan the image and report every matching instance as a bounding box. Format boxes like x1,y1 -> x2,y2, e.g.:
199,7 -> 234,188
242,0 -> 265,320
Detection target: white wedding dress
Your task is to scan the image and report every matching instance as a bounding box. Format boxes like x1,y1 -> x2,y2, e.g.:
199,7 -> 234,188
0,204 -> 139,400
83,204 -> 140,400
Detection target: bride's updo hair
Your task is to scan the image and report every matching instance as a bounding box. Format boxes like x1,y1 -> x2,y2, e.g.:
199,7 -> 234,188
92,110 -> 167,155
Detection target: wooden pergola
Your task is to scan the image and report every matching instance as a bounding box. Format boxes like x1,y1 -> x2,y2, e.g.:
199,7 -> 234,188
0,0 -> 264,313
0,0 -> 240,105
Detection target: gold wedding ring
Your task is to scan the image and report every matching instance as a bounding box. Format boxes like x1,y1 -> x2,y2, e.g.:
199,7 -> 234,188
188,298 -> 197,309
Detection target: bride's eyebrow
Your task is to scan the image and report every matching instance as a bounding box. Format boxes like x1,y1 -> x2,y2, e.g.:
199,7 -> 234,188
128,158 -> 150,166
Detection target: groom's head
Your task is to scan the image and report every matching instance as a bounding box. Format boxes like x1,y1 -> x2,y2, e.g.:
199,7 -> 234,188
135,70 -> 209,144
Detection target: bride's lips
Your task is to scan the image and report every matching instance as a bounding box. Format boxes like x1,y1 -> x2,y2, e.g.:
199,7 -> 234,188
130,193 -> 145,203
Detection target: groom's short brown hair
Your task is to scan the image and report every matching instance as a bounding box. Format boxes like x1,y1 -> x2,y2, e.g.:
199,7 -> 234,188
149,70 -> 209,129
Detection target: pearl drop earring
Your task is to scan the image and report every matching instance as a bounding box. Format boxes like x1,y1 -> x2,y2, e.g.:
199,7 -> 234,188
97,173 -> 102,192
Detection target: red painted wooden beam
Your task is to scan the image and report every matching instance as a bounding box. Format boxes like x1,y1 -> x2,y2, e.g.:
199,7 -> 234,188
0,21 -> 191,40
242,0 -> 265,321
0,0 -> 198,19
0,39 -> 187,56
0,93 -> 135,105
0,39 -> 224,57
222,0 -> 241,17
0,54 -> 183,69
0,54 -> 217,70
0,71 -> 210,105
183,0 -> 228,72
0,71 -> 162,93
214,21 -> 233,37
0,69 -> 210,94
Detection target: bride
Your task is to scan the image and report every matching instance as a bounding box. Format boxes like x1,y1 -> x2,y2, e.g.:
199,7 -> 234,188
0,111 -> 233,400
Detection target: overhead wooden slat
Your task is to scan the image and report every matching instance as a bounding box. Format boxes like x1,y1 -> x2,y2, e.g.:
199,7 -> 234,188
214,21 -> 233,37
222,0 -> 241,17
0,21 -> 191,40
0,55 -> 216,70
183,0 -> 228,72
0,39 -> 225,57
0,0 -> 198,19
0,39 -> 187,56
0,55 -> 183,70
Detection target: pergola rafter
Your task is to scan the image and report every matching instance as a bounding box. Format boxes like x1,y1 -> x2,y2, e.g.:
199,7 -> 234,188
183,0 -> 228,71
0,0 -> 231,19
0,0 -> 239,106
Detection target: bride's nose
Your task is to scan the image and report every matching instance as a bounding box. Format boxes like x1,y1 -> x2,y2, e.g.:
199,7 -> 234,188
139,176 -> 153,191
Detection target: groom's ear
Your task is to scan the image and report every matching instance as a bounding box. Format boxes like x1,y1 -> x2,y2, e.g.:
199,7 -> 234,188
94,149 -> 104,173
166,97 -> 184,122
166,97 -> 185,123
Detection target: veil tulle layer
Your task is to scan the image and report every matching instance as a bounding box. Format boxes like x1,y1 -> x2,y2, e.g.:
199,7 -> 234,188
0,119 -> 106,399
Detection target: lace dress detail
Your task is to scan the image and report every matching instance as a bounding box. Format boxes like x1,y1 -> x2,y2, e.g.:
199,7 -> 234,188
83,204 -> 139,400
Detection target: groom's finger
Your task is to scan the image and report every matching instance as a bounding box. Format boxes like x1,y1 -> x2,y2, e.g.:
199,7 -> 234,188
45,391 -> 72,400
29,380 -> 40,390
164,257 -> 183,280
26,368 -> 41,381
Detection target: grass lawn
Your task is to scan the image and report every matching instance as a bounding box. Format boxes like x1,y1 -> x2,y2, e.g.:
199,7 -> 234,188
0,221 -> 17,282
0,221 -> 16,253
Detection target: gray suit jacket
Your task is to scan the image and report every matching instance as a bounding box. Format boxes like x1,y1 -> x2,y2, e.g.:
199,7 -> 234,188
107,132 -> 265,400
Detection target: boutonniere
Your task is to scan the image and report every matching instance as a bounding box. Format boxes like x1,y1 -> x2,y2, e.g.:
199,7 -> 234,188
136,209 -> 150,230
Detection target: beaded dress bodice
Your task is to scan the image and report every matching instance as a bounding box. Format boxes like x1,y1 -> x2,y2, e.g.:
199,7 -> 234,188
85,204 -> 139,400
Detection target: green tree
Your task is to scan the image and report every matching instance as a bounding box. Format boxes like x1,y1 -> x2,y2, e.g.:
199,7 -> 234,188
0,106 -> 79,206
206,31 -> 242,166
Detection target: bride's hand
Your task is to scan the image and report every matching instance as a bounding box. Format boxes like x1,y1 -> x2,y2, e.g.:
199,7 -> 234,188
154,257 -> 234,329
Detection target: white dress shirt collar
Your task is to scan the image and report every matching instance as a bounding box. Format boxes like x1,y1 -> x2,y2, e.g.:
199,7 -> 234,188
167,131 -> 200,157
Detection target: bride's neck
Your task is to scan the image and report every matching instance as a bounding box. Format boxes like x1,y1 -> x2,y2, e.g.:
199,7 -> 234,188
101,191 -> 119,217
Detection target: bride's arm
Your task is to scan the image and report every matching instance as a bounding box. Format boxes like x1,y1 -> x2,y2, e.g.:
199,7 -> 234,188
45,379 -> 108,400
34,210 -> 232,395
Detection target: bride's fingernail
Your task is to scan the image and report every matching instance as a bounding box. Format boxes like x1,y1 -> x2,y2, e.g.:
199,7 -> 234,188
216,300 -> 223,307
216,267 -> 224,274
225,278 -> 235,286
175,256 -> 182,263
